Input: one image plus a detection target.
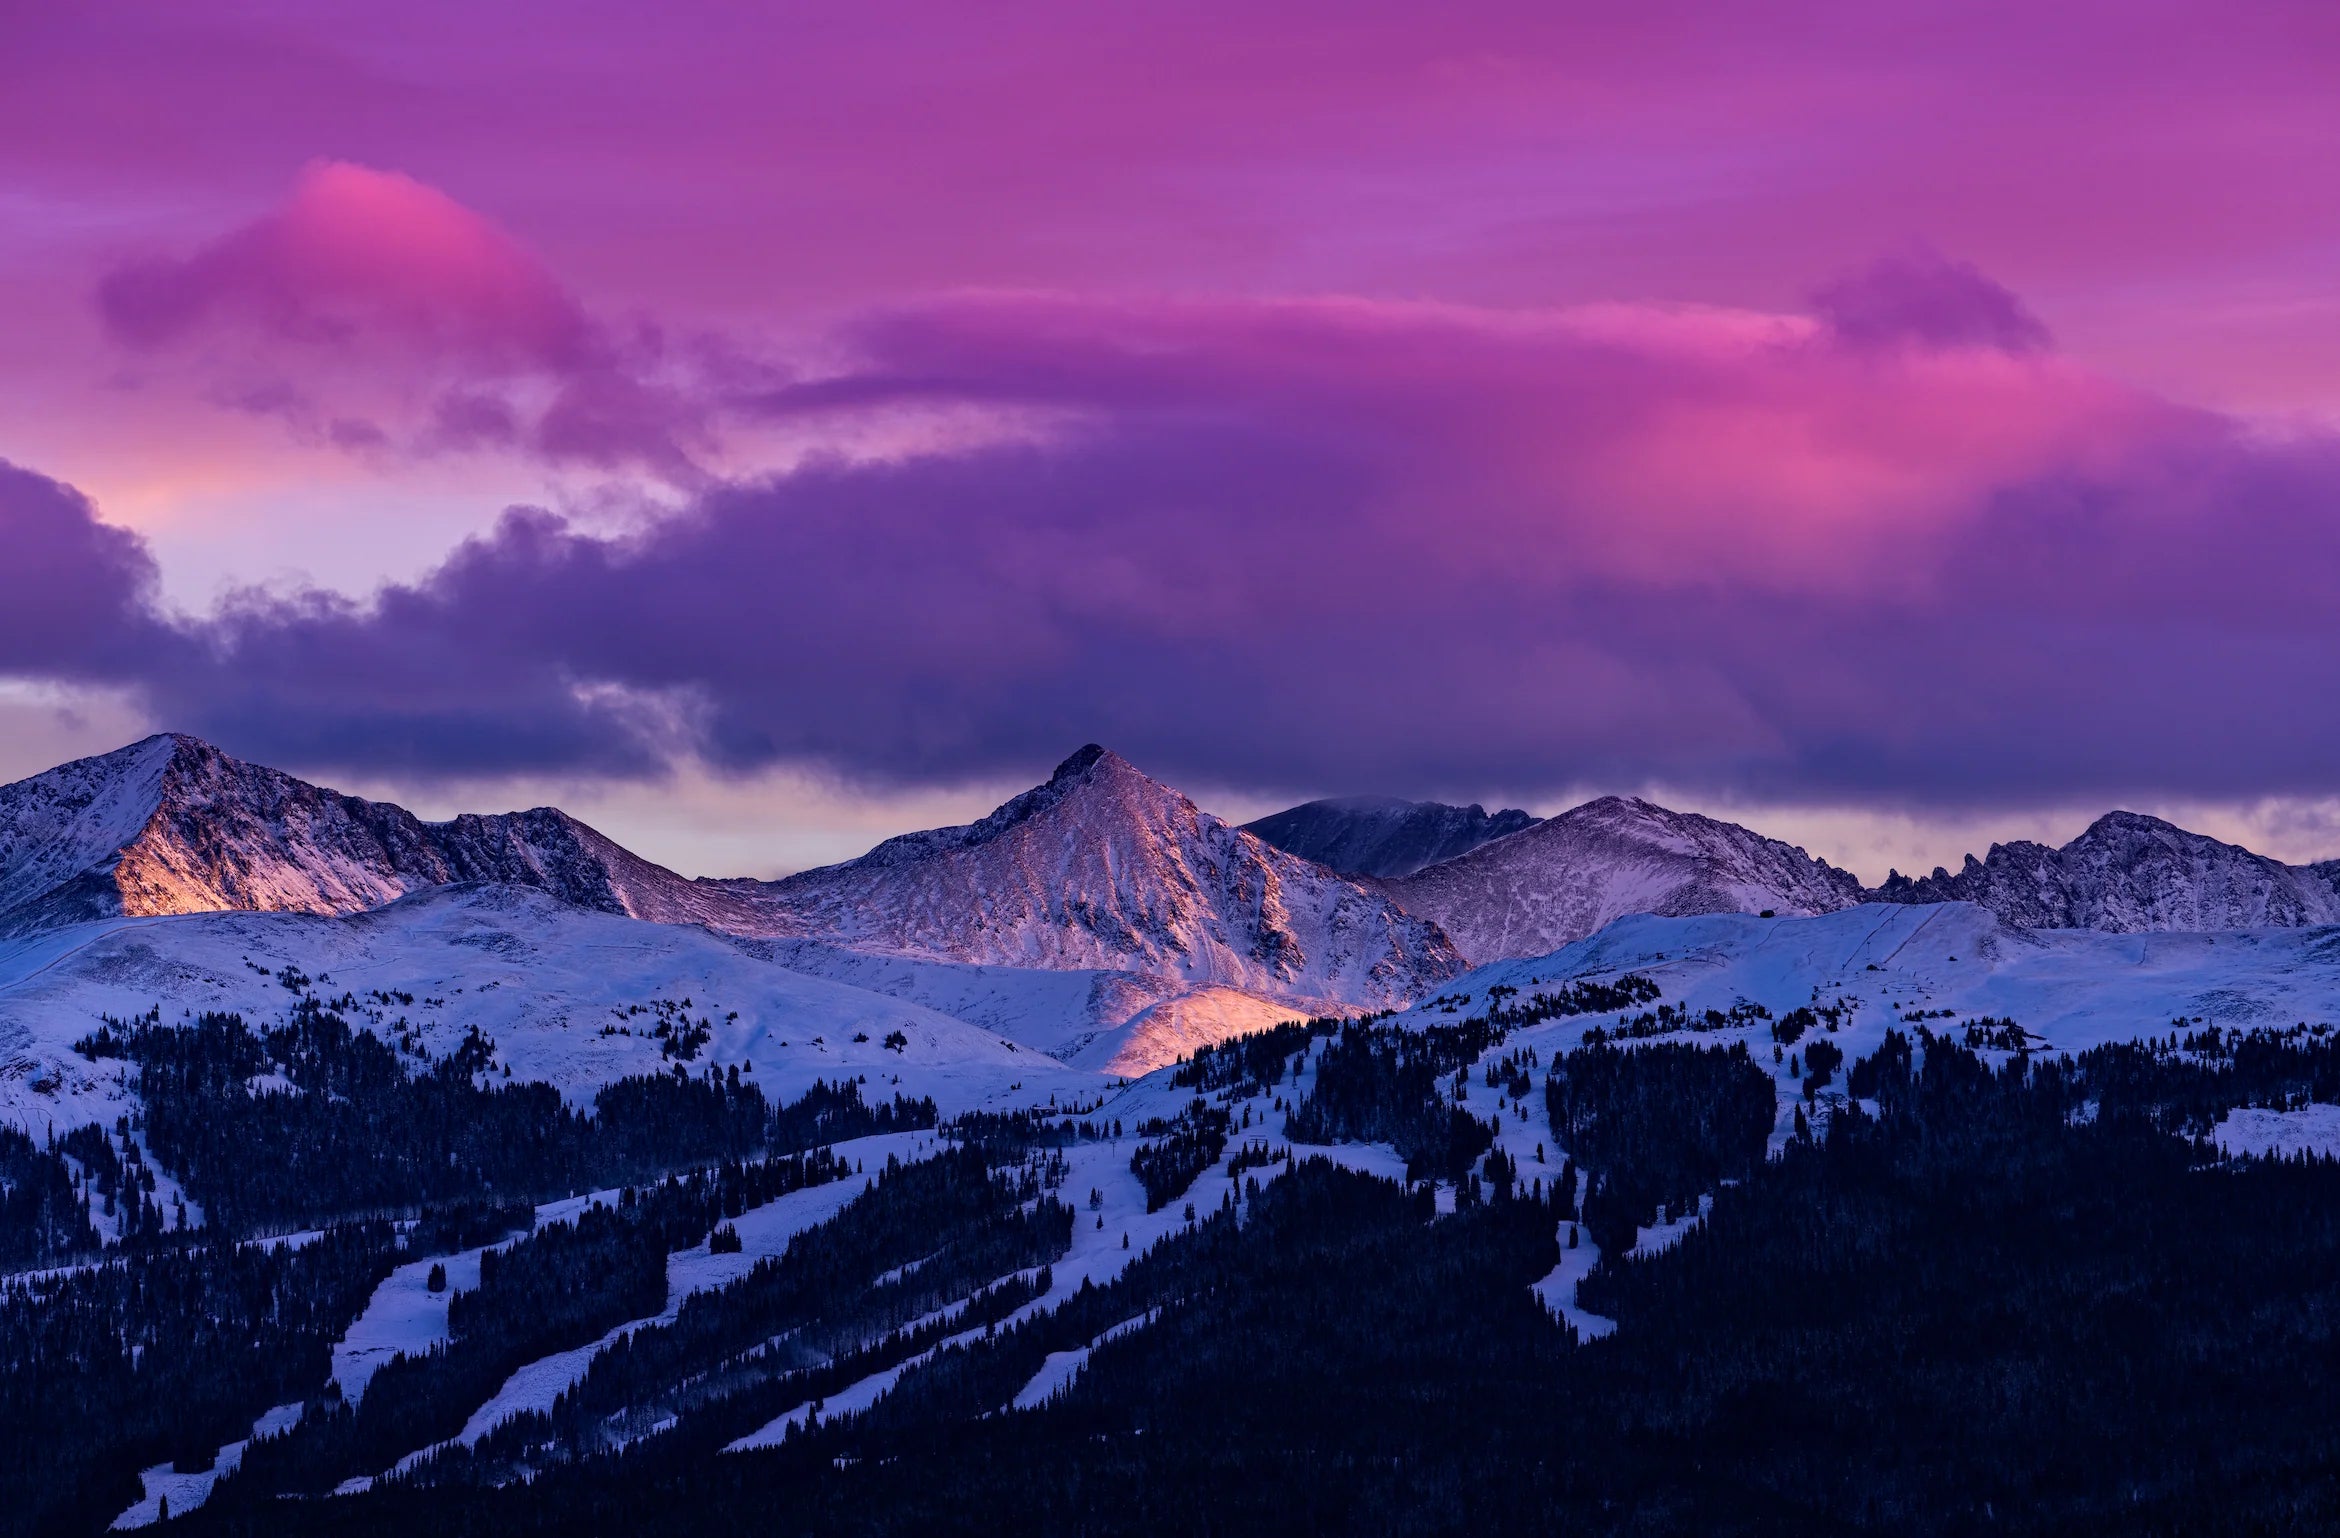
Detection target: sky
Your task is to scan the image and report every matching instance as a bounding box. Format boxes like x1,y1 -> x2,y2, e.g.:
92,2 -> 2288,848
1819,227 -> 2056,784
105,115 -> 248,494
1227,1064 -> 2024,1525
6,0 -> 2340,880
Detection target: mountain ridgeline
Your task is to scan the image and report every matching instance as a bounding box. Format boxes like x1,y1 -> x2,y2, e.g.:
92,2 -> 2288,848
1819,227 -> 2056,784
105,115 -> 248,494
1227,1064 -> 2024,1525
1375,796 -> 1867,964
0,734 -> 756,939
1255,793 -> 2340,960
1872,809 -> 2340,932
6,737 -> 2340,990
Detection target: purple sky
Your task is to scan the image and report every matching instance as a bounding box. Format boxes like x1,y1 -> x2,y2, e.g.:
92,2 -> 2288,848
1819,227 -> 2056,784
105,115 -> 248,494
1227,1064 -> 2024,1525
6,1 -> 2340,876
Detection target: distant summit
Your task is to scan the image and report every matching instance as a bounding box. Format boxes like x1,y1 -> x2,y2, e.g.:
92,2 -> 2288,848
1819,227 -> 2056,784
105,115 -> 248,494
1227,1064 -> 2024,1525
1874,810 -> 2340,931
1243,796 -> 1541,879
1381,795 -> 1867,963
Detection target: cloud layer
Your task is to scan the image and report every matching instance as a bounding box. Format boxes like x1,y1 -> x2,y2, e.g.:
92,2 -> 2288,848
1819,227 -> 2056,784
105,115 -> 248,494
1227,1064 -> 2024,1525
19,215 -> 2340,806
98,162 -> 731,476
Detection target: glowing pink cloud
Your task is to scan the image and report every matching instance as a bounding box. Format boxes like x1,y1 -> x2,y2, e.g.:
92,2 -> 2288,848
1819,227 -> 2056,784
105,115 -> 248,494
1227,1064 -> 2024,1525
93,163 -> 723,476
99,161 -> 590,367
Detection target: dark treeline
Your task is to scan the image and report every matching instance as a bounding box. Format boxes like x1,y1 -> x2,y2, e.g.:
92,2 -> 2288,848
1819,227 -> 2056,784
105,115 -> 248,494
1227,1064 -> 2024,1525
943,1107 -> 1116,1153
1129,1099 -> 1233,1212
1483,973 -> 1663,1029
0,1124 -> 100,1268
2049,1022 -> 2340,1134
1171,1016 -> 1341,1094
0,1223 -> 397,1538
1583,998 -> 1772,1047
177,1031 -> 2340,1537
1286,1019 -> 1496,1184
222,1148 -> 851,1499
79,1004 -> 931,1236
1546,1041 -> 1778,1253
768,1079 -> 936,1152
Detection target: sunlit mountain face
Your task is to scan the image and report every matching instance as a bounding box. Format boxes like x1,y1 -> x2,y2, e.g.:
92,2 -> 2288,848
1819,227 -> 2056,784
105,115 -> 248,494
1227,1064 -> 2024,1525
8,7 -> 2340,1535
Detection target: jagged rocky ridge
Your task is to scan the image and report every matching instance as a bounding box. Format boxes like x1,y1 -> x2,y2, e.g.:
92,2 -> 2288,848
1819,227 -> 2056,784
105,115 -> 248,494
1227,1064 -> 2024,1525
1379,795 -> 1866,964
1242,795 -> 1541,879
0,734 -> 757,937
1873,810 -> 2340,932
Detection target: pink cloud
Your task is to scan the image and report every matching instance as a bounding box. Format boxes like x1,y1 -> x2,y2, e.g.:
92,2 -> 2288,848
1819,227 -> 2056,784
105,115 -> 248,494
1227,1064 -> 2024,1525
94,163 -> 721,476
100,161 -> 590,368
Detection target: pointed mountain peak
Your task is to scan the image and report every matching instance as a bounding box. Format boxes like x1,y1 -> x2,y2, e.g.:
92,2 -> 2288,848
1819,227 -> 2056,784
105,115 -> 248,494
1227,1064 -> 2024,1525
2077,809 -> 2201,843
766,749 -> 1460,1005
1050,743 -> 1114,781
821,745 -> 1190,872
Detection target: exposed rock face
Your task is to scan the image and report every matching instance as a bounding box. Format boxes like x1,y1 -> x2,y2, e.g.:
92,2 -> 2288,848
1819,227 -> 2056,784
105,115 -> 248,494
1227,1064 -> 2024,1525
0,734 -> 747,935
1243,796 -> 1541,879
1382,795 -> 1866,963
1873,811 -> 2340,932
751,745 -> 1463,1009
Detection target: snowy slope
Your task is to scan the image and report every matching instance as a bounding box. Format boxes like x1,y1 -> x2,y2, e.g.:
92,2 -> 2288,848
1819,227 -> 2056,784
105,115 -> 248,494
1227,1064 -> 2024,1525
1242,796 -> 1541,879
745,937 -> 1298,1076
1383,796 -> 1865,963
1874,811 -> 2340,932
1399,901 -> 2340,1076
750,746 -> 1462,1010
0,883 -> 1093,1136
0,735 -> 776,938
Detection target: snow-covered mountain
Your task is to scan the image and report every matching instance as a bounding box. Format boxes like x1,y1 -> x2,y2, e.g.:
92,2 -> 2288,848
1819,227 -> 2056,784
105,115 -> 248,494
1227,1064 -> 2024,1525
1873,811 -> 2340,932
0,734 -> 765,937
745,745 -> 1462,1011
1242,796 -> 1541,879
1382,795 -> 1866,963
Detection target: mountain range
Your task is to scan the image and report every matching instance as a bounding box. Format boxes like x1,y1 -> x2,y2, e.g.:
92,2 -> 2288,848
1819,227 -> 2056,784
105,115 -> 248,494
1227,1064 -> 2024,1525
1252,790 -> 2340,960
8,732 -> 2340,1005
14,734 -> 2340,1538
0,736 -> 1460,1083
746,746 -> 1457,1008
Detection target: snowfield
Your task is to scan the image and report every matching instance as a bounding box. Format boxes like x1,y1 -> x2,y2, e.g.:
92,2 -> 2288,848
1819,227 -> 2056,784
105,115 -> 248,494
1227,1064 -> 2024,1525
2212,1103 -> 2340,1161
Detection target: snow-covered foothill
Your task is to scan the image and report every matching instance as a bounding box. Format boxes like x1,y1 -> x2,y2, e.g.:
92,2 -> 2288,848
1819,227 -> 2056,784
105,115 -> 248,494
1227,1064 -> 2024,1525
1399,902 -> 2340,1097
0,883 -> 1099,1135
